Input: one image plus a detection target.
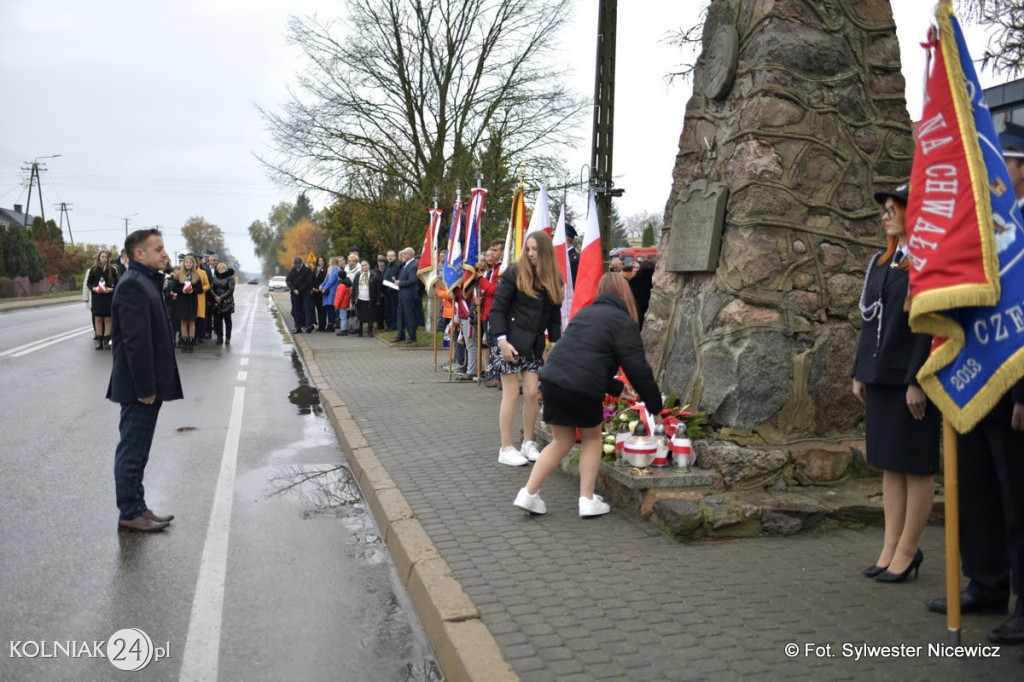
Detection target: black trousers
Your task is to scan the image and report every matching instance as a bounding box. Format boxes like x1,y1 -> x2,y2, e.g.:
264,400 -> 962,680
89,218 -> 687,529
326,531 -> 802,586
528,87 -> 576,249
384,289 -> 398,329
958,399 -> 1024,612
213,311 -> 233,340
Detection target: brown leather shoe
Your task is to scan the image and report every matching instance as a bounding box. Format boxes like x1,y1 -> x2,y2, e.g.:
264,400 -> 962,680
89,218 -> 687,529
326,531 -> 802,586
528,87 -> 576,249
142,509 -> 174,523
118,515 -> 169,532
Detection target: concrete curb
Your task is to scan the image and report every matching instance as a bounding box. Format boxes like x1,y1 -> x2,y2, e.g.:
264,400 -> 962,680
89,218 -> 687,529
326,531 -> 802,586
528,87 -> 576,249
289,323 -> 518,681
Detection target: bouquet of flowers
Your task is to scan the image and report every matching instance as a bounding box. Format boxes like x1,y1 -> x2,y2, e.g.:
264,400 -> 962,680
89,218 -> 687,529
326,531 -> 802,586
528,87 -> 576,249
600,382 -> 708,462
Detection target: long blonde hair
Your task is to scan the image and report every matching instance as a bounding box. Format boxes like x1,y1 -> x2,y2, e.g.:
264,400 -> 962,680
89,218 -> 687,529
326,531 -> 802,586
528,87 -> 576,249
516,231 -> 563,304
177,255 -> 197,283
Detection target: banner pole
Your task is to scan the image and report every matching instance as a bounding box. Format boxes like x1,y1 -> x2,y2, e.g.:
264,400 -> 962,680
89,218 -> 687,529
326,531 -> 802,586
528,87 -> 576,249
476,300 -> 483,385
448,319 -> 455,382
433,290 -> 439,371
943,416 -> 961,643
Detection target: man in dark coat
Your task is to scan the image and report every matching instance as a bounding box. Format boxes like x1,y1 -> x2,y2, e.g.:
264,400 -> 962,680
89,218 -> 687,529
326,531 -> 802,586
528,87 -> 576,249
285,257 -> 316,333
107,228 -> 183,532
394,247 -> 419,343
382,250 -> 401,330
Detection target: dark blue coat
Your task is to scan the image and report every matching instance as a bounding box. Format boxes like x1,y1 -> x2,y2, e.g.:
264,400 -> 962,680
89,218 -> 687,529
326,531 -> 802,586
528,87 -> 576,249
107,261 -> 184,404
397,258 -> 419,300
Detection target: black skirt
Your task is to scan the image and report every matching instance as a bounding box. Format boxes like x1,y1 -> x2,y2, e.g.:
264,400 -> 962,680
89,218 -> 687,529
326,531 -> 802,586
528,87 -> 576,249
864,384 -> 940,475
91,291 -> 113,317
540,381 -> 603,428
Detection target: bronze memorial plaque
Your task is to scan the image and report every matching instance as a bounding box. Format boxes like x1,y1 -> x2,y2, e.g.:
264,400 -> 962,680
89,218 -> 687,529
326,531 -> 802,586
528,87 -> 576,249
666,180 -> 729,272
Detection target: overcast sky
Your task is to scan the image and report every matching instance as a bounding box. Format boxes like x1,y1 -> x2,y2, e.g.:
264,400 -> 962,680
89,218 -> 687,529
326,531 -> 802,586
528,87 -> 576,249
0,1 -> 999,273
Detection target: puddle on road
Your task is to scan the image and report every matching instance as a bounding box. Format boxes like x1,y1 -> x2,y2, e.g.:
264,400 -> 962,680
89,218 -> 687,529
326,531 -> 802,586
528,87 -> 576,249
264,464 -> 363,519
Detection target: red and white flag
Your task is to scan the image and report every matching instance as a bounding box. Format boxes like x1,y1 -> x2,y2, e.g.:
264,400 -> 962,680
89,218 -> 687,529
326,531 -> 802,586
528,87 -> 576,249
568,189 -> 603,318
552,203 -> 573,329
417,206 -> 443,287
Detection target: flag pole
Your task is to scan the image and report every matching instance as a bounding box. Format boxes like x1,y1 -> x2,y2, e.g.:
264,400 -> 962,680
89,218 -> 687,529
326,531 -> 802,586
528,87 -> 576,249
942,416 -> 961,643
432,189 -> 440,372
922,4 -> 962,642
449,182 -> 461,383
475,169 -> 484,385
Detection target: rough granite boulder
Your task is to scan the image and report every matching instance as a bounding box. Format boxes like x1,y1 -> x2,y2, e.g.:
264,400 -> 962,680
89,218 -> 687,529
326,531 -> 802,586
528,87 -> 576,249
695,441 -> 788,489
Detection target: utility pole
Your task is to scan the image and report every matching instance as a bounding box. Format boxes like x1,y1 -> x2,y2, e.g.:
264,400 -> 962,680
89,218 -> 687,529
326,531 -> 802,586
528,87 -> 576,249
590,0 -> 623,254
123,212 -> 140,239
57,202 -> 74,245
20,154 -> 61,228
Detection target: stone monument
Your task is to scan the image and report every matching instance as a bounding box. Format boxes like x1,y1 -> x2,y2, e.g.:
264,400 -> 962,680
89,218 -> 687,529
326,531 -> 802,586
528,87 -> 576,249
645,0 -> 914,455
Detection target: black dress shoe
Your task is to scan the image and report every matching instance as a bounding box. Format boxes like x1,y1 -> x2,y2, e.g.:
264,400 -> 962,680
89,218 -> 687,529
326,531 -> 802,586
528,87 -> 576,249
989,614 -> 1024,644
862,563 -> 888,578
291,328 -> 300,334
118,516 -> 169,532
875,549 -> 923,583
924,591 -> 1007,615
142,509 -> 174,523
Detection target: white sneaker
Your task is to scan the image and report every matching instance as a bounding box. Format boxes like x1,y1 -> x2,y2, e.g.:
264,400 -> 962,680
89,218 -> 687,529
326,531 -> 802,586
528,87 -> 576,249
521,440 -> 541,462
513,487 -> 547,514
498,446 -> 529,466
579,495 -> 611,517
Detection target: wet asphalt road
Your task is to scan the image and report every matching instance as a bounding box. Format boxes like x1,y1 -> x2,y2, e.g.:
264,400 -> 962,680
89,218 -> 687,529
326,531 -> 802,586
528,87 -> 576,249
0,289 -> 439,681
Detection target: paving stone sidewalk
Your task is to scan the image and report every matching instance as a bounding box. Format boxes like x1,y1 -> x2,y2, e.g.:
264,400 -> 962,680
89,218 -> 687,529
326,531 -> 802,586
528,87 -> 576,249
287,312 -> 1019,680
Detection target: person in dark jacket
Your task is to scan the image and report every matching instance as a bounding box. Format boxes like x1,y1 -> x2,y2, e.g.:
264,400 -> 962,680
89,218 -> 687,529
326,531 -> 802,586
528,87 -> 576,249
513,272 -> 661,517
210,262 -> 235,345
286,257 -> 316,333
351,260 -> 383,337
87,250 -> 119,350
628,258 -> 655,330
489,231 -> 563,467
853,183 -> 939,583
382,251 -> 401,330
172,254 -> 204,353
107,228 -> 182,532
394,247 -> 420,342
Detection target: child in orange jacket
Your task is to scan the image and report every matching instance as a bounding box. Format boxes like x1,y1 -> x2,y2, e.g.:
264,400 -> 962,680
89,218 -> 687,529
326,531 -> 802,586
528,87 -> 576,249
333,271 -> 352,336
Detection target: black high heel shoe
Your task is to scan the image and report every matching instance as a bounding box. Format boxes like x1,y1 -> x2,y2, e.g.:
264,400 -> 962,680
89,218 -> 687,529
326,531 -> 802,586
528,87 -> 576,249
875,549 -> 923,583
862,563 -> 889,578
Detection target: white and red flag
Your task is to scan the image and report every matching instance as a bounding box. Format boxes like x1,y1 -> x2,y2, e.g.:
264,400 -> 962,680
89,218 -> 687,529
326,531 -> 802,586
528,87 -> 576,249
568,189 -> 603,318
552,203 -> 574,329
523,183 -> 551,242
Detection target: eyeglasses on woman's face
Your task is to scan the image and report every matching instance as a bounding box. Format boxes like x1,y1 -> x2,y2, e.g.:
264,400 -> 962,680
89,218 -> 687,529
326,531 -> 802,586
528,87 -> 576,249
880,204 -> 896,219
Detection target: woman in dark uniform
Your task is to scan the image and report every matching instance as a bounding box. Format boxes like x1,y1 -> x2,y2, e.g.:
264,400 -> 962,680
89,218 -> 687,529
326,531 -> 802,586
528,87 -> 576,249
853,184 -> 939,583
86,250 -> 119,350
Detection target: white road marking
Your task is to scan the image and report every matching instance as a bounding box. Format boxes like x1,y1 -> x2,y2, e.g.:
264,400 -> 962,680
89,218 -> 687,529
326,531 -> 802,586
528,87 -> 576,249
237,371 -> 247,382
179,385 -> 245,682
0,326 -> 93,358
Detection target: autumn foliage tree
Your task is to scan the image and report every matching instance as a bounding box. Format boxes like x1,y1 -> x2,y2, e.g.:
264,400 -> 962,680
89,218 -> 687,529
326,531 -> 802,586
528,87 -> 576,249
278,217 -> 329,269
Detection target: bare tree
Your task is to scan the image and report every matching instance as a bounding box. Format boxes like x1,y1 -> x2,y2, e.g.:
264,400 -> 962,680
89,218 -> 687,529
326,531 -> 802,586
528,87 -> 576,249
259,0 -> 588,246
958,0 -> 1024,75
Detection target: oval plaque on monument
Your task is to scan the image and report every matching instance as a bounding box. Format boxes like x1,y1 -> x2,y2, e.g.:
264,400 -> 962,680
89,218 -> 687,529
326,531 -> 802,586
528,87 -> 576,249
666,180 -> 729,273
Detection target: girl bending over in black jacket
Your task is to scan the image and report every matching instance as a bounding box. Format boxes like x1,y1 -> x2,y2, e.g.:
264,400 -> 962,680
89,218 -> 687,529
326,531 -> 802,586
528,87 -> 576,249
513,273 -> 662,518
